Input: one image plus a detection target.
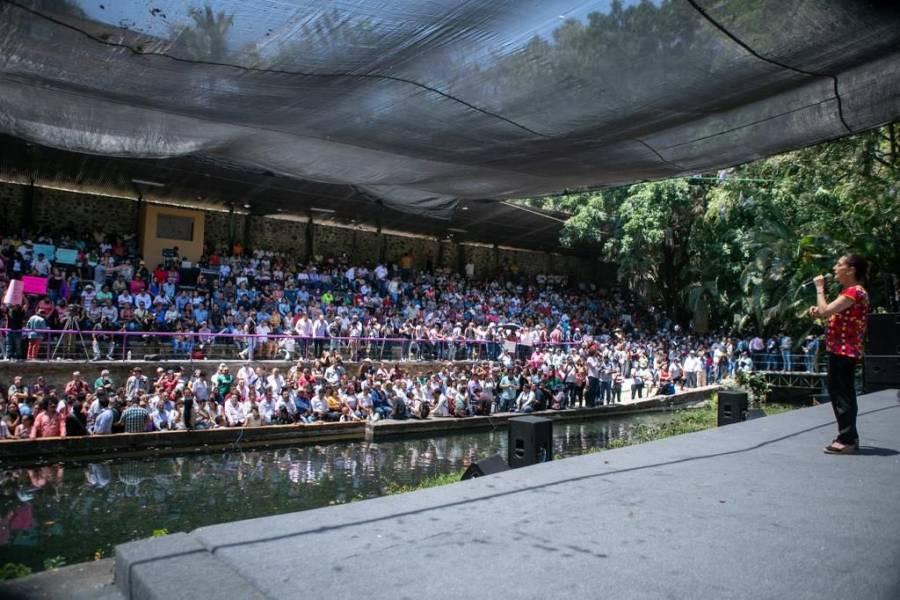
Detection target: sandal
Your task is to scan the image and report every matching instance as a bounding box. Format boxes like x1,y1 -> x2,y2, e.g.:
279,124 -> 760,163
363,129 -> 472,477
824,441 -> 858,454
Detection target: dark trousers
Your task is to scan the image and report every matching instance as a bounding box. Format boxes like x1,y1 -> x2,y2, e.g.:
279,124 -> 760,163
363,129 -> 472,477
586,377 -> 599,407
685,372 -> 697,389
6,332 -> 23,360
599,380 -> 612,405
827,353 -> 859,444
565,382 -> 578,407
183,397 -> 194,430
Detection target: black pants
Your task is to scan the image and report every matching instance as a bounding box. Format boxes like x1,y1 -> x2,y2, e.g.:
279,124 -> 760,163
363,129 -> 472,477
827,353 -> 859,444
586,377 -> 599,407
183,397 -> 194,430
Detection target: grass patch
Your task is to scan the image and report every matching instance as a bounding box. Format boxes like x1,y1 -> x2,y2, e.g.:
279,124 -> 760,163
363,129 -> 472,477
0,563 -> 32,581
383,471 -> 465,495
762,403 -> 795,416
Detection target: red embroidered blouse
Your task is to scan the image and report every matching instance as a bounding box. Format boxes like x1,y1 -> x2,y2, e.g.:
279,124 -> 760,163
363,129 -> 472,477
825,285 -> 868,359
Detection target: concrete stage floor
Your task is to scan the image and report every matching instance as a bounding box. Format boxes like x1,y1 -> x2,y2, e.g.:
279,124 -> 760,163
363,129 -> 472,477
6,389 -> 899,600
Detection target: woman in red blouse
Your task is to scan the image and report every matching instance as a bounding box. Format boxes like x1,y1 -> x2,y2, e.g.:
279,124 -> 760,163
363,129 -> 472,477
808,254 -> 869,454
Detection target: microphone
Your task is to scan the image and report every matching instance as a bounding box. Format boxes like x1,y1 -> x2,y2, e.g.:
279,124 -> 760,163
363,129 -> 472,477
800,273 -> 833,288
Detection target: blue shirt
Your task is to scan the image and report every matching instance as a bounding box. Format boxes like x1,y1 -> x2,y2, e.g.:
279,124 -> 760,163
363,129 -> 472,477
94,408 -> 114,434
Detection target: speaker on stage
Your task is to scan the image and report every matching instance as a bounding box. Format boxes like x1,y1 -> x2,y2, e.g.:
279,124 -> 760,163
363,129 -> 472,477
867,313 -> 900,355
460,454 -> 510,480
864,355 -> 900,393
717,390 -> 748,426
508,416 -> 553,469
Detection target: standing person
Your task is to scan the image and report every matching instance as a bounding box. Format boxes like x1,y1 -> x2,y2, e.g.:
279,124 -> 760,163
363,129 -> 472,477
30,398 -> 66,438
598,358 -> 613,406
683,352 -> 699,389
125,367 -> 148,401
65,400 -> 90,437
24,310 -> 48,360
92,397 -> 114,435
611,369 -> 623,404
779,333 -> 793,372
802,335 -> 820,373
585,351 -> 600,408
808,255 -> 869,455
6,302 -> 25,361
119,397 -> 151,433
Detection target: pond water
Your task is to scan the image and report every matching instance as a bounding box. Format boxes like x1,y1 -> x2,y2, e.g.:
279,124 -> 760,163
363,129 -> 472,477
1,412 -> 675,573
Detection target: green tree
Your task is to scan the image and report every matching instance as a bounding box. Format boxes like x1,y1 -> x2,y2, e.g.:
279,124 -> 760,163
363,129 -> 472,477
170,6 -> 234,62
518,123 -> 899,335
607,179 -> 706,323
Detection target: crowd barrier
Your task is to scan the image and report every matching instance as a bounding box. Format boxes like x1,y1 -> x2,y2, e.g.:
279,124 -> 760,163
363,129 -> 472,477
0,328 -> 827,372
0,327 -> 585,363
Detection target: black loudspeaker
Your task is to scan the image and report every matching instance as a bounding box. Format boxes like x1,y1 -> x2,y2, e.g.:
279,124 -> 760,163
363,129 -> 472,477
717,390 -> 748,426
179,267 -> 200,287
508,416 -> 553,469
460,454 -> 510,480
864,355 -> 900,392
867,314 -> 900,355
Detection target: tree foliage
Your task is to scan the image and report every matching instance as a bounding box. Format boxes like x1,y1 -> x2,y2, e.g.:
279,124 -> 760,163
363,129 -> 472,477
522,123 -> 900,335
170,6 -> 235,62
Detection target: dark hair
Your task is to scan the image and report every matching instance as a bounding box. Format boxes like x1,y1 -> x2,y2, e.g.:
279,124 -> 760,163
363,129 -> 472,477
843,254 -> 869,284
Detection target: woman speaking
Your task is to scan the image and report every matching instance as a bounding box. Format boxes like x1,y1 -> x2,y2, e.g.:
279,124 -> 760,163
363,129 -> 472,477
808,255 -> 869,454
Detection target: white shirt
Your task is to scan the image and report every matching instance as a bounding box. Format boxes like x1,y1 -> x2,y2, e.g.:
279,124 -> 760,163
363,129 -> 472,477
295,318 -> 313,337
267,374 -> 285,396
432,394 -> 450,417
516,390 -> 536,411
225,400 -> 245,426
258,399 -> 276,423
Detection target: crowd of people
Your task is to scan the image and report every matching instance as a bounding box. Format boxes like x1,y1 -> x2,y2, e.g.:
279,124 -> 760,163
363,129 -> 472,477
2,322 -> 818,440
0,341 -> 706,439
0,227 -> 825,439
1,230 -> 819,368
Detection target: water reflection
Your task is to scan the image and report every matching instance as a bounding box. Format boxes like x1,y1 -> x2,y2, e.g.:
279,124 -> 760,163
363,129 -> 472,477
0,412 -> 669,572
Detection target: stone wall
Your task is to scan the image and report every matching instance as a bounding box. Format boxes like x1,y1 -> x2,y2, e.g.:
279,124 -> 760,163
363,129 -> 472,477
0,181 -> 25,226
383,233 -> 436,269
248,215 -> 307,255
203,210 -> 238,252
462,244 -> 496,278
0,182 -> 138,236
353,229 -> 383,263
0,181 -> 611,280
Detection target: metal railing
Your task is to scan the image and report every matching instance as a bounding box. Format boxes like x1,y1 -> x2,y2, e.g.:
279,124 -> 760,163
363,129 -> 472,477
0,328 -> 584,363
0,328 -> 829,373
748,352 -> 826,373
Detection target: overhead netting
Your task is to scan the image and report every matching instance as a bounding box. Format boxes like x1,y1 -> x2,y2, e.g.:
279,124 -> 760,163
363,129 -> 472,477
0,0 -> 898,218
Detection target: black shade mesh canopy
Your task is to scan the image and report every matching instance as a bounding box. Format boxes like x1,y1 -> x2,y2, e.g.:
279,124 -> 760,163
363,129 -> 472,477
0,0 -> 899,223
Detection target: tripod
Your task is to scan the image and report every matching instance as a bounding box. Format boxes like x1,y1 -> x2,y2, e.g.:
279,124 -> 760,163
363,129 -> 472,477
51,315 -> 91,360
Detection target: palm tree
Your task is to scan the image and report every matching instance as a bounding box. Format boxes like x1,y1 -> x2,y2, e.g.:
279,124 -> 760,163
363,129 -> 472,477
172,6 -> 234,62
